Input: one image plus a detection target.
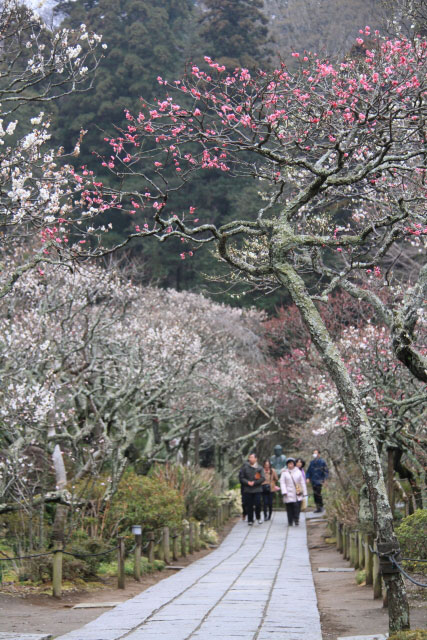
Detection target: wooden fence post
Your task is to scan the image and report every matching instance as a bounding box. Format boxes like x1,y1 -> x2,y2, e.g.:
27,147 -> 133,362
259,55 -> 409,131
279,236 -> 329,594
156,531 -> 164,561
134,532 -> 142,582
181,526 -> 187,557
117,536 -> 125,590
364,534 -> 373,585
200,521 -> 205,541
194,522 -> 200,551
382,579 -> 388,608
172,529 -> 179,561
343,526 -> 348,560
373,541 -> 382,599
349,532 -> 357,568
342,525 -> 347,558
336,522 -> 343,552
358,531 -> 364,570
189,522 -> 195,554
148,532 -> 155,564
163,526 -> 170,565
52,546 -> 63,598
345,528 -> 351,561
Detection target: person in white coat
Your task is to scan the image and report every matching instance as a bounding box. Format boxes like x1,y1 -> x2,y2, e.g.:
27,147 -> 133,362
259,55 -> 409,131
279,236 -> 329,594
280,457 -> 308,526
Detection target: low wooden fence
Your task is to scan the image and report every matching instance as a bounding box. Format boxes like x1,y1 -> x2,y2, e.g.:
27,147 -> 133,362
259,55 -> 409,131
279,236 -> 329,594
333,520 -> 385,603
51,498 -> 235,597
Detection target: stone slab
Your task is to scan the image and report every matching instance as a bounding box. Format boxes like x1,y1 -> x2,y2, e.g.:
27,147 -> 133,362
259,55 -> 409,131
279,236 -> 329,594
337,636 -> 388,640
318,567 -> 355,572
0,635 -> 52,640
72,602 -> 124,609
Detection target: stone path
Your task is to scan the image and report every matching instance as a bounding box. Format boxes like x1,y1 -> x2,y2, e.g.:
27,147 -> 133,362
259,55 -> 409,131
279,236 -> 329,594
56,512 -> 322,640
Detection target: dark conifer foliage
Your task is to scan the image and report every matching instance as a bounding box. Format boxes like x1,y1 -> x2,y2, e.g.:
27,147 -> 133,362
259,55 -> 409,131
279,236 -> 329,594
199,0 -> 270,68
53,0 -> 196,154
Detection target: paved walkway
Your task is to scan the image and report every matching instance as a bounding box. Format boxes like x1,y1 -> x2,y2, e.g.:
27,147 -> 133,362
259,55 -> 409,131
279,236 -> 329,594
56,512 -> 322,640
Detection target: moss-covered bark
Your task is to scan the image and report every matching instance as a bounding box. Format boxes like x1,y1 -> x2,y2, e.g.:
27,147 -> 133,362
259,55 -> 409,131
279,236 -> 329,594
273,258 -> 410,632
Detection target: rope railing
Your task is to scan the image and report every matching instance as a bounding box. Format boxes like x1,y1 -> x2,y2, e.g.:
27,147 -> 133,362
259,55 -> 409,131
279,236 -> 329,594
389,555 -> 427,588
333,518 -> 427,605
0,498 -> 236,599
0,550 -> 57,562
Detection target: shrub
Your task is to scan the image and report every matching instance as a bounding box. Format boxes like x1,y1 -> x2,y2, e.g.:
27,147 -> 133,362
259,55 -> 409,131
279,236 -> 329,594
150,463 -> 220,521
98,556 -> 165,577
322,481 -> 360,527
396,509 -> 427,575
356,569 -> 366,585
388,631 -> 427,640
106,471 -> 185,537
22,532 -> 113,582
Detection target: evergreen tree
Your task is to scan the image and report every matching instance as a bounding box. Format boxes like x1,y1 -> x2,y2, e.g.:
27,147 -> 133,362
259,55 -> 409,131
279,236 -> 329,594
53,0 -> 196,156
199,0 -> 270,69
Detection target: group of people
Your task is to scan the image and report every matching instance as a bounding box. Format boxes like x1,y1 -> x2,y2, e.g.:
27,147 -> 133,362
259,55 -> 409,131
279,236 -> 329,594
239,446 -> 329,527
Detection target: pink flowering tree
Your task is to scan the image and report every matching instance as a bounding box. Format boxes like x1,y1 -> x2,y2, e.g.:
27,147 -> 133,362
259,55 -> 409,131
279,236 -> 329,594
305,321 -> 426,503
79,28 -> 427,629
0,0 -> 108,299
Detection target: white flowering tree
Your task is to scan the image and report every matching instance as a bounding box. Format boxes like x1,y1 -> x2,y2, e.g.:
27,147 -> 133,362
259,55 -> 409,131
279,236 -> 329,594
0,259 -> 270,535
0,0 -> 107,299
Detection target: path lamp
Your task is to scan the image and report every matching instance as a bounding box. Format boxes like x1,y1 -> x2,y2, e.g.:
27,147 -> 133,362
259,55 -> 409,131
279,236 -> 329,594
132,524 -> 142,581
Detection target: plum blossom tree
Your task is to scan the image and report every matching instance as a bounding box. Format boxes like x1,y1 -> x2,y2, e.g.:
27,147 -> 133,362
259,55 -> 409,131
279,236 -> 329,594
80,28 -> 427,629
0,0 -> 107,298
0,259 -> 271,528
305,322 -> 426,505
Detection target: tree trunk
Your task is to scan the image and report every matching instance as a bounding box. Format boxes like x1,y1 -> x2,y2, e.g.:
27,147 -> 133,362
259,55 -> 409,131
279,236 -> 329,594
194,428 -> 200,466
274,260 -> 410,632
394,448 -> 423,511
387,449 -> 395,516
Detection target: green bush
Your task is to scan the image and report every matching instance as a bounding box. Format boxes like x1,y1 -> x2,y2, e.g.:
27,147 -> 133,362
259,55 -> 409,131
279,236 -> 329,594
396,509 -> 427,574
150,464 -> 220,521
356,569 -> 366,585
106,472 -> 185,536
388,631 -> 427,640
22,532 -> 113,582
98,556 -> 165,577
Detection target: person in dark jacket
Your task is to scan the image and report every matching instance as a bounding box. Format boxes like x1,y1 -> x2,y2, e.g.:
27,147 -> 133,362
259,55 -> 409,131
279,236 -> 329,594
238,466 -> 247,520
240,452 -> 265,525
306,449 -> 329,512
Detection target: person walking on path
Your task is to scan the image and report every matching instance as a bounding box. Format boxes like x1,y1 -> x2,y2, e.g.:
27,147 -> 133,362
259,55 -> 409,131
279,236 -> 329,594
240,452 -> 265,526
306,449 -> 329,513
295,457 -> 306,480
280,457 -> 307,526
261,459 -> 279,521
295,458 -> 307,512
238,465 -> 247,520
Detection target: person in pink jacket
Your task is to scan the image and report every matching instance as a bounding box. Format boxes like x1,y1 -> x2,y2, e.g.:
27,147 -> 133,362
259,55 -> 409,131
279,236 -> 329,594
280,457 -> 308,526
